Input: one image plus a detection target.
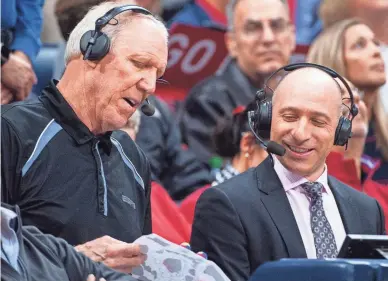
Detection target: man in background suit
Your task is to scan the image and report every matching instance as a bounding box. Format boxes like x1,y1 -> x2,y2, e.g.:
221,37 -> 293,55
190,66 -> 386,281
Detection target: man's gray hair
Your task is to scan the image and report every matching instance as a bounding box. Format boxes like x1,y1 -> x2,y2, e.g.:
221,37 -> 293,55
64,1 -> 168,65
226,0 -> 289,32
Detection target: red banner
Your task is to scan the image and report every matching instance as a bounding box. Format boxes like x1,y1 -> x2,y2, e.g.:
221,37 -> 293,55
156,24 -> 228,108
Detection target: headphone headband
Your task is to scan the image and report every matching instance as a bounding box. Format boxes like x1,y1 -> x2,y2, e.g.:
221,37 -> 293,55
81,5 -> 153,61
94,5 -> 152,32
263,62 -> 358,119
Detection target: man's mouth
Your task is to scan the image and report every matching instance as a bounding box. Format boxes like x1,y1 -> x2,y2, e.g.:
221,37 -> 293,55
285,143 -> 314,155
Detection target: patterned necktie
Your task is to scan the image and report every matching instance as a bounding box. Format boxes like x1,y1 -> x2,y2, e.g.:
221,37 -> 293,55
301,181 -> 338,259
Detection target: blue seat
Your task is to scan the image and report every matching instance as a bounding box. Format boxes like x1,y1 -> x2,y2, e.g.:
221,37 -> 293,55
31,43 -> 60,97
249,259 -> 388,281
376,264 -> 388,281
249,259 -> 356,281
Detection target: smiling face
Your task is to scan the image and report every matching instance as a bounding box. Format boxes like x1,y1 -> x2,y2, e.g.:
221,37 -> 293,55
271,68 -> 342,181
226,0 -> 295,82
89,16 -> 167,133
343,23 -> 386,90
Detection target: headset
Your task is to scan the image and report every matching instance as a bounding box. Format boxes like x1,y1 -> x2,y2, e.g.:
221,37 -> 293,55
79,5 -> 156,116
248,63 -> 359,156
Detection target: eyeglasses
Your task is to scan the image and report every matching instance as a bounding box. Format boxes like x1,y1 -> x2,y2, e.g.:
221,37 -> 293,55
243,18 -> 290,37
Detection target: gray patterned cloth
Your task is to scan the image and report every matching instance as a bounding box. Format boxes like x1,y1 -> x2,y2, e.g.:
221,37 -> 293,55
301,182 -> 338,259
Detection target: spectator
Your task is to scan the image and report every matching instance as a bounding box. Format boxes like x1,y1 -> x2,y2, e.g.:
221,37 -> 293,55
306,19 -> 388,231
319,0 -> 388,183
212,102 -> 267,186
1,203 -> 139,281
1,0 -> 44,104
190,65 -> 385,281
179,101 -> 268,226
137,95 -> 213,200
2,1 -> 167,273
178,0 -> 295,165
307,18 -> 388,184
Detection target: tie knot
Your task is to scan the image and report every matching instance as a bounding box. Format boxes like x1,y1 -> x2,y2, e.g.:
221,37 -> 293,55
301,181 -> 323,200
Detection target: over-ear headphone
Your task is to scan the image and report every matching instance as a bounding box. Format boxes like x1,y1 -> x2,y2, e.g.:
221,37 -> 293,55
249,63 -> 359,147
80,5 -> 152,61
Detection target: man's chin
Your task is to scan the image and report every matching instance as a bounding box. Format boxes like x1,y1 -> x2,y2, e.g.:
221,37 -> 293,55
257,63 -> 284,77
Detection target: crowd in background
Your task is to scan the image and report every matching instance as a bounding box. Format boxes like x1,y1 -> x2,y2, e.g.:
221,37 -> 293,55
1,0 -> 388,280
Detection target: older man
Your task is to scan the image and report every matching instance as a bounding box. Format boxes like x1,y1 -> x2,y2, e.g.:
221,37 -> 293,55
178,0 -> 295,165
190,66 -> 386,281
1,1 -> 168,273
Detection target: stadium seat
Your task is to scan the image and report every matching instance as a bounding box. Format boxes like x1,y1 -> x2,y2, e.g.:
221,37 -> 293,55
31,43 -> 60,98
249,259 -> 388,281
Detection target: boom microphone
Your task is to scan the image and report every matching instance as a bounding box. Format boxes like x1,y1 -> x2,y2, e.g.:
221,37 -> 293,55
247,111 -> 286,156
141,98 -> 155,116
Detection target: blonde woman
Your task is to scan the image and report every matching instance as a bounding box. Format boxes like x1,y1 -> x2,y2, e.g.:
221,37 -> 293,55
307,18 -> 388,232
307,18 -> 388,183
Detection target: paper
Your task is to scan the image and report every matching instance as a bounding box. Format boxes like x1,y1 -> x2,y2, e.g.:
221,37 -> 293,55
131,234 -> 231,281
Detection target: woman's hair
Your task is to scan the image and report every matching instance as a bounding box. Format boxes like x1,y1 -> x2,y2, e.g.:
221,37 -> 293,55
307,18 -> 388,160
306,18 -> 360,77
213,101 -> 257,158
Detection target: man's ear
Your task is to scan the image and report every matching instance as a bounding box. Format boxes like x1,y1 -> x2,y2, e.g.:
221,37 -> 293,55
240,133 -> 256,154
225,32 -> 238,58
83,57 -> 98,69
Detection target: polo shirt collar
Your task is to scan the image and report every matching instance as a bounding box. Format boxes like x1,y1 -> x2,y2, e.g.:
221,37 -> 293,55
39,80 -> 112,152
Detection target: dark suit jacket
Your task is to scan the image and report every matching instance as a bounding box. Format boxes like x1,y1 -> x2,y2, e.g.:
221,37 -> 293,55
190,157 -> 386,281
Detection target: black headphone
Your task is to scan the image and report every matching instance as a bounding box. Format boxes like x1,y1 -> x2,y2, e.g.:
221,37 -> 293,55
79,5 -> 156,116
249,63 -> 359,147
80,5 -> 152,61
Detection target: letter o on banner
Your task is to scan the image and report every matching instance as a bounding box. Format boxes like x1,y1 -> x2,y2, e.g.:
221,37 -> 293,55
167,34 -> 189,68
181,39 -> 216,74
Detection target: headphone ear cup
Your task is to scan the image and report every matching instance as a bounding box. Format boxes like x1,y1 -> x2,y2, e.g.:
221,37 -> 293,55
257,101 -> 272,140
334,116 -> 352,146
80,30 -> 111,61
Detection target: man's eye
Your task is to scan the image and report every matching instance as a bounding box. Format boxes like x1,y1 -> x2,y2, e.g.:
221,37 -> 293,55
312,119 -> 325,127
133,61 -> 145,68
283,115 -> 297,122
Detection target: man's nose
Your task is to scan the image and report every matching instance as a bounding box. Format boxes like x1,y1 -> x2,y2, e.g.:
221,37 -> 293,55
262,24 -> 275,43
138,72 -> 157,95
291,118 -> 311,142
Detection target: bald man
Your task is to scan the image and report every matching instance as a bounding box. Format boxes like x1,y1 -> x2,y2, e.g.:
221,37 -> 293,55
190,66 -> 386,281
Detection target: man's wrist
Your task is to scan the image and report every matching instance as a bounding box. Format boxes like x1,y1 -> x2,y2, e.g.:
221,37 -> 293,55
12,50 -> 31,64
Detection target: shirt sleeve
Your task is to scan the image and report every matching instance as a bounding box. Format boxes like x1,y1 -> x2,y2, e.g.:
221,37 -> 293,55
11,0 -> 45,62
28,226 -> 138,281
1,117 -> 23,204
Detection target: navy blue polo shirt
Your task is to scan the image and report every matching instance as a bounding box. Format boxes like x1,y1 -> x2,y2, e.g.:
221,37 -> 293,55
1,80 -> 152,246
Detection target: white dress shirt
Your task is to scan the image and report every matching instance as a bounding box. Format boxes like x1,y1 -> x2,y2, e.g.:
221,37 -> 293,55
1,206 -> 20,272
273,156 -> 347,258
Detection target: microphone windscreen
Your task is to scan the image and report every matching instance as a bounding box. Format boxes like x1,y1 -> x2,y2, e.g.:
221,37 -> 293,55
141,104 -> 155,116
266,141 -> 286,156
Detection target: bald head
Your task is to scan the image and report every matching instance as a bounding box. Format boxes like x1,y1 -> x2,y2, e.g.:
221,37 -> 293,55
270,67 -> 344,181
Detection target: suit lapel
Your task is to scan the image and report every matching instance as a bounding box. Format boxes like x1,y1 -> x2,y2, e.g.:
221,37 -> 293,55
256,157 -> 307,258
329,177 -> 362,234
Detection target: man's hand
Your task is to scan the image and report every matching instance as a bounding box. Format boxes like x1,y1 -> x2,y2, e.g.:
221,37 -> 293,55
1,83 -> 14,104
1,51 -> 37,101
75,236 -> 146,273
